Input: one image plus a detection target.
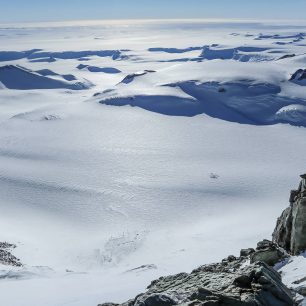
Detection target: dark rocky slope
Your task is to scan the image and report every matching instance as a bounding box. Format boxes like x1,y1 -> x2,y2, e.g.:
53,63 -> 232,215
105,260 -> 292,306
98,241 -> 293,306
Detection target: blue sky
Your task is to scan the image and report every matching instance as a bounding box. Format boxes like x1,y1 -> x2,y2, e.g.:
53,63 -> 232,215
1,0 -> 306,23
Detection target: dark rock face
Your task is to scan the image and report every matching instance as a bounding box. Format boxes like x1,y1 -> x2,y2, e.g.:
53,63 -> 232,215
278,54 -> 296,60
290,69 -> 306,82
273,207 -> 293,251
273,174 -> 306,255
100,258 -> 293,306
240,248 -> 255,257
291,197 -> 306,255
0,242 -> 22,267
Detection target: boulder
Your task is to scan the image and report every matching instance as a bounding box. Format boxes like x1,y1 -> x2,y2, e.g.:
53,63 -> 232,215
240,248 -> 255,257
250,240 -> 286,266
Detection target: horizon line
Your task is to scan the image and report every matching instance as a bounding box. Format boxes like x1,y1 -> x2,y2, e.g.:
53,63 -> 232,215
1,18 -> 306,29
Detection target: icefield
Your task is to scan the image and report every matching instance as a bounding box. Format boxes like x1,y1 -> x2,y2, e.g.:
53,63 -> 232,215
1,19 -> 306,306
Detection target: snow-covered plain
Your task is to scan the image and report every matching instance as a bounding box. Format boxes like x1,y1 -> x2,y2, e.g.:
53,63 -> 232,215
1,19 -> 306,306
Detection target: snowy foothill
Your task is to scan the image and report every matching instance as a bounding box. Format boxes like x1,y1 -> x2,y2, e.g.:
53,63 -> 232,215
0,19 -> 306,305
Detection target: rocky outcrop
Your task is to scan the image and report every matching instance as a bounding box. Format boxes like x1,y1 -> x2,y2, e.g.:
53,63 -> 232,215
250,240 -> 287,266
240,248 -> 255,257
99,254 -> 293,306
0,242 -> 22,267
119,70 -> 155,84
273,174 -> 306,255
290,69 -> 306,82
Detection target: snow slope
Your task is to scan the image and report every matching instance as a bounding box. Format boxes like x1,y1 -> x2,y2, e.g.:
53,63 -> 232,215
0,65 -> 92,90
0,19 -> 306,306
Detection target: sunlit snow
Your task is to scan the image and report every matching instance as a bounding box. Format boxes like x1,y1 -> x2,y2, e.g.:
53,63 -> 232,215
1,19 -> 306,306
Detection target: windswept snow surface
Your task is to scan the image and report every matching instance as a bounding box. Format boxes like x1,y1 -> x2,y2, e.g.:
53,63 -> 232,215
1,20 -> 306,306
277,253 -> 306,305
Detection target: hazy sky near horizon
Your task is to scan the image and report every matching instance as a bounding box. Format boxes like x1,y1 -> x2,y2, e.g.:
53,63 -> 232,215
0,0 -> 306,23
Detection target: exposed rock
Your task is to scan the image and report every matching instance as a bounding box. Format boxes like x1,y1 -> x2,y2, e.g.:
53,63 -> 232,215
226,255 -> 237,262
42,114 -> 61,121
291,199 -> 306,255
278,54 -> 296,60
290,69 -> 306,86
209,173 -> 220,179
137,294 -> 177,306
240,248 -> 255,257
126,264 -> 158,273
0,242 -> 22,267
218,87 -> 226,93
290,69 -> 306,81
293,276 -> 306,285
0,242 -> 16,249
295,286 -> 306,297
250,240 -> 286,266
100,257 -> 293,306
273,206 -> 292,251
273,174 -> 306,255
257,239 -> 273,250
119,70 -> 155,84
